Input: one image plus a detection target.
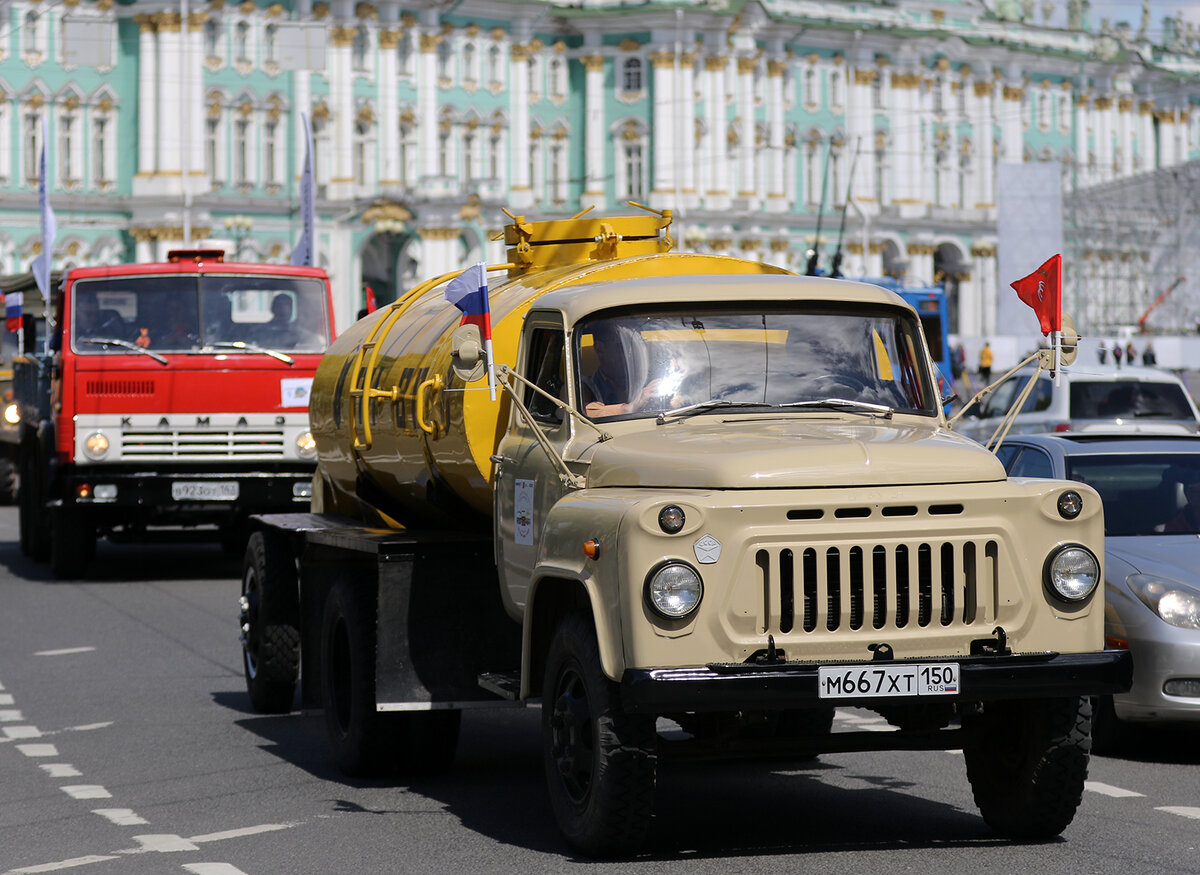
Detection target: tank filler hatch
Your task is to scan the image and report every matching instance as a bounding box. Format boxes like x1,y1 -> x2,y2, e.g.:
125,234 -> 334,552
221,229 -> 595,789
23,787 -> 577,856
503,210 -> 673,277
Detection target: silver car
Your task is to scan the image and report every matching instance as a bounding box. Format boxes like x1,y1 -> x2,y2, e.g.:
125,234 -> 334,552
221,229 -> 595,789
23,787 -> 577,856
996,433 -> 1200,747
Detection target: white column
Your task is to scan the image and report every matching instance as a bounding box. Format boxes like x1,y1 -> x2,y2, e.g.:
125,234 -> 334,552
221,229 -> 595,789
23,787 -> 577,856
703,54 -> 729,212
1096,96 -> 1113,182
1158,110 -> 1175,168
974,77 -> 995,206
186,13 -> 207,194
418,30 -> 439,185
1074,94 -> 1090,187
508,42 -> 532,208
1001,82 -> 1023,164
1137,102 -> 1154,171
650,48 -> 675,207
328,22 -> 355,200
135,14 -> 157,181
892,73 -> 921,205
736,55 -> 756,205
678,51 -> 696,209
157,13 -> 183,185
1117,96 -> 1134,176
378,29 -> 400,187
581,54 -> 606,202
765,58 -> 786,213
848,65 -> 875,212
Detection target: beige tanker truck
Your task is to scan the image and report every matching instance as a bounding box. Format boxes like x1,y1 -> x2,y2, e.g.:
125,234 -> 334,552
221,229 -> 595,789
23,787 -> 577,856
239,208 -> 1131,857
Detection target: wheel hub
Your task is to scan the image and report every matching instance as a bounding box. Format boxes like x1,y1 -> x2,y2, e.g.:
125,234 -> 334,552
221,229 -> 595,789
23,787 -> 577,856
548,668 -> 594,804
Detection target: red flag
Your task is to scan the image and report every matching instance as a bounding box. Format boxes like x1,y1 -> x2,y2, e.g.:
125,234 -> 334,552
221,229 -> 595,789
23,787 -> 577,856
1010,254 -> 1062,336
365,285 -> 377,314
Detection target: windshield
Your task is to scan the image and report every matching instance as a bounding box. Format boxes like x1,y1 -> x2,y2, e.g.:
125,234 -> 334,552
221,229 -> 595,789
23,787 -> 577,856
1069,380 -> 1195,421
1067,453 -> 1200,536
573,305 -> 936,421
70,274 -> 331,355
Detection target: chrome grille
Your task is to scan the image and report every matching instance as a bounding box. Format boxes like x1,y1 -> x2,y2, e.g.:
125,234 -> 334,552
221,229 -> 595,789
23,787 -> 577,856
756,539 -> 999,635
120,428 -> 287,459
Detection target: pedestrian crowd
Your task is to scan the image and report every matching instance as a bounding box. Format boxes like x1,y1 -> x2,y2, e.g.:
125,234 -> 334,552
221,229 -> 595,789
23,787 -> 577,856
1097,340 -> 1157,367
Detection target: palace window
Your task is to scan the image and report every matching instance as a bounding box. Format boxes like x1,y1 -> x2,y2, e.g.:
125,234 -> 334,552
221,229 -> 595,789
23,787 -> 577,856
487,44 -> 503,85
804,68 -> 818,107
59,113 -> 77,185
622,141 -> 645,199
829,70 -> 842,110
205,116 -> 222,186
234,119 -> 251,184
438,40 -> 453,81
354,119 -> 375,188
264,120 -> 279,185
23,110 -> 42,185
397,32 -> 414,76
622,57 -> 642,92
264,24 -> 278,64
463,42 -> 477,85
235,22 -> 250,63
352,25 -> 369,72
204,18 -> 222,59
399,121 -> 415,187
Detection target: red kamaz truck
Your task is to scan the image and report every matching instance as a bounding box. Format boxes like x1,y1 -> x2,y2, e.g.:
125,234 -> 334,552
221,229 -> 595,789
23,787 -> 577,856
14,249 -> 336,578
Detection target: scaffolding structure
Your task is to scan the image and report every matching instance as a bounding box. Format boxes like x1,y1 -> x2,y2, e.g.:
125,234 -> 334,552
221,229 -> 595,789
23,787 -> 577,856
1064,160 -> 1200,337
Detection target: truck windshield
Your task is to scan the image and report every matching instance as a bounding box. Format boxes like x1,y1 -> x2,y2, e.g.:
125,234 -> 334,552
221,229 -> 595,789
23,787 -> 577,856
574,306 -> 936,420
70,274 -> 330,355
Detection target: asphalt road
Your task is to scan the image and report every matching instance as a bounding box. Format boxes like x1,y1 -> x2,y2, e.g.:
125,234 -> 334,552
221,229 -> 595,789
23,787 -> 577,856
1,506 -> 1199,874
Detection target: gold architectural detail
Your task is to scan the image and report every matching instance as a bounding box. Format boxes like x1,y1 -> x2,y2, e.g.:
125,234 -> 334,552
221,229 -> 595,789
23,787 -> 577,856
510,44 -> 531,62
1094,96 -> 1113,109
331,26 -> 358,47
209,0 -> 226,9
931,9 -> 945,23
399,107 -> 416,125
854,69 -> 877,85
378,29 -> 400,50
1002,86 -> 1024,100
311,100 -> 331,123
650,50 -> 676,69
418,227 -> 460,241
419,33 -> 441,52
767,60 -> 786,77
206,96 -> 222,118
362,201 -> 412,224
187,11 -> 208,29
354,2 -> 377,20
97,96 -> 114,113
528,37 -> 543,51
974,81 -> 993,97
466,23 -> 480,37
770,239 -> 790,252
134,7 -> 155,26
1077,94 -> 1091,107
1040,78 -> 1052,90
737,56 -> 757,74
440,22 -> 453,35
62,95 -> 80,111
808,53 -> 819,65
907,243 -> 936,256
875,54 -> 889,67
239,0 -> 254,13
680,51 -> 697,67
705,55 -> 727,71
739,239 -> 760,251
935,57 -> 950,71
63,0 -> 80,8
266,3 -> 284,17
1138,101 -> 1155,115
708,238 -> 732,250
26,94 -> 44,109
96,0 -> 114,8
847,242 -> 863,255
618,37 -> 640,52
236,99 -> 254,118
1118,97 -> 1134,112
581,55 -> 604,72
156,10 -> 182,31
832,52 -> 844,65
891,73 -> 921,89
311,2 -> 329,18
356,105 -> 375,125
868,242 -> 884,255
620,121 -> 641,142
553,40 -> 565,54
491,27 -> 505,41
959,64 -> 972,78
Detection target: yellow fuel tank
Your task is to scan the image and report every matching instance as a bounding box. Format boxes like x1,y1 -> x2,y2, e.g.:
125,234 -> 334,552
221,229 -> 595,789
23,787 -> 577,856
309,211 -> 792,529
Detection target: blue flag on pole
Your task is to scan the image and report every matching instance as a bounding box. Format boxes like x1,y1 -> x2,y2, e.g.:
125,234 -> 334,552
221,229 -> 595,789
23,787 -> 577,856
16,121 -> 56,332
290,112 -> 315,266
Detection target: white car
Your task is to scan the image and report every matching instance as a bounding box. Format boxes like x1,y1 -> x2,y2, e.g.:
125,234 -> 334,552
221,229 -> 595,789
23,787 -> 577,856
956,366 -> 1200,444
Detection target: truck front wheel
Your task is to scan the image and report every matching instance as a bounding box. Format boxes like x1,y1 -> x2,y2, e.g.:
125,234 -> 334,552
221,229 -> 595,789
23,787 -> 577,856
240,532 -> 300,714
963,696 -> 1092,839
18,452 -> 48,561
49,509 -> 95,580
542,611 -> 657,858
0,457 -> 16,505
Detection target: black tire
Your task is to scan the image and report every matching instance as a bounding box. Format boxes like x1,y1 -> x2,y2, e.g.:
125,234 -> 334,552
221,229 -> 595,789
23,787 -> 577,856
240,532 -> 300,714
963,696 -> 1092,839
1091,695 -> 1135,755
0,457 -> 17,505
542,611 -> 657,858
19,451 -> 49,561
49,508 -> 95,580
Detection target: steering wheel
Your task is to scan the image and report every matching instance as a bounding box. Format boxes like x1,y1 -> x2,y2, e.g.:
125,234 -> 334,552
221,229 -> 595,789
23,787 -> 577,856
809,373 -> 870,395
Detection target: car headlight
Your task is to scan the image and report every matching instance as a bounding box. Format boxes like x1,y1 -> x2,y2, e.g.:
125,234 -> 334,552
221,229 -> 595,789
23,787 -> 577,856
645,562 -> 703,619
295,431 -> 317,460
1044,545 -> 1100,602
3,402 -> 19,425
1126,573 -> 1200,630
83,431 -> 110,460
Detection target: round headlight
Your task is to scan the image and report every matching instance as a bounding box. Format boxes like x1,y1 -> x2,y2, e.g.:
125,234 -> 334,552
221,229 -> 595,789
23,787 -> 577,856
658,504 -> 685,534
84,431 -> 110,460
646,562 -> 703,619
295,431 -> 317,460
1057,490 -> 1083,519
1045,545 -> 1100,602
3,402 -> 19,425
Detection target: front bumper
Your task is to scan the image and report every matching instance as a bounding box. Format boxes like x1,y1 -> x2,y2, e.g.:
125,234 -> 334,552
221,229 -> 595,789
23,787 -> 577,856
1115,632 -> 1200,724
621,649 -> 1133,714
59,464 -> 313,528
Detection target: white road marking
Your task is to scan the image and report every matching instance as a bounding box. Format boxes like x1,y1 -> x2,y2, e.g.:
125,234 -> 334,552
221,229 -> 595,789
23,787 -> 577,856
66,723 -> 113,733
189,823 -> 297,843
61,786 -> 112,800
39,764 -> 82,778
1158,806 -> 1200,819
0,680 -> 5,689
182,866 -> 250,875
3,855 -> 119,873
16,744 -> 58,757
34,647 -> 96,657
3,726 -> 42,739
1086,781 -> 1145,798
92,809 -> 149,826
0,710 -> 24,722
0,694 -> 14,705
128,835 -> 200,853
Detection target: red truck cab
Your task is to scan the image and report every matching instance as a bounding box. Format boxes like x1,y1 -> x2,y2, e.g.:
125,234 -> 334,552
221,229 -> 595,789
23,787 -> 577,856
15,250 -> 336,578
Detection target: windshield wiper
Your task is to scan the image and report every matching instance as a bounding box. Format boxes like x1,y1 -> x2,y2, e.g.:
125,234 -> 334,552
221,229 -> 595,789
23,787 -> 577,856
209,341 -> 294,365
779,398 -> 895,418
78,337 -> 169,366
657,400 -> 774,423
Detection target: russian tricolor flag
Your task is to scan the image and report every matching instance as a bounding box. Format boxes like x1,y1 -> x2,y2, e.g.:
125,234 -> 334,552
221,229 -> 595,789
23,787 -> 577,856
444,261 -> 496,400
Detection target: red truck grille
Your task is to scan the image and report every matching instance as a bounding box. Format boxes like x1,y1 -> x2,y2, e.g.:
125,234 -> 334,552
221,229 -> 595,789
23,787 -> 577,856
86,379 -> 155,396
754,539 -> 1000,635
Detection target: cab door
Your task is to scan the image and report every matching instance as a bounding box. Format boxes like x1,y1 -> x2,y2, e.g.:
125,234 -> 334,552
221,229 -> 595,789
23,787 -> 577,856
494,318 -> 572,615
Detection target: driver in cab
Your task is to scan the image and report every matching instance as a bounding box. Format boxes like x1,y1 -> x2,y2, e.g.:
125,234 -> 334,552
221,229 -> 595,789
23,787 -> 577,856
581,322 -> 685,419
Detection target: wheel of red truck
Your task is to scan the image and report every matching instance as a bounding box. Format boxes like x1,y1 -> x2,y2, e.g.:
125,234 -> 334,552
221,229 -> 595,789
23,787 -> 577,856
0,457 -> 16,505
48,509 -> 95,580
18,451 -> 49,561
963,696 -> 1092,839
240,531 -> 300,714
542,611 -> 657,858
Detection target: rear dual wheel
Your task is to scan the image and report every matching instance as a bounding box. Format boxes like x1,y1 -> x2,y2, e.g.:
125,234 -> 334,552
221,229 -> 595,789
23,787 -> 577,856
49,508 -> 95,580
240,531 -> 300,714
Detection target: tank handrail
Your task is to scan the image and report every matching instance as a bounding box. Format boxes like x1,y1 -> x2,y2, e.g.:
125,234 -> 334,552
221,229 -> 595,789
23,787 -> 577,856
350,263 -> 516,450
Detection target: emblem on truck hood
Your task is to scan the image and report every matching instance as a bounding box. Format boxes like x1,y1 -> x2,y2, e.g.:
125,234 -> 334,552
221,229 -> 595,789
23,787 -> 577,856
694,534 -> 721,564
